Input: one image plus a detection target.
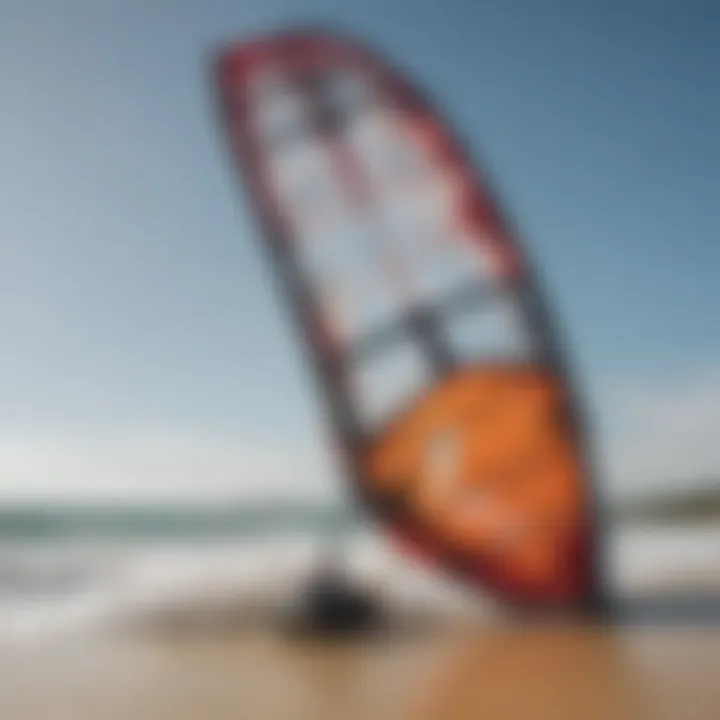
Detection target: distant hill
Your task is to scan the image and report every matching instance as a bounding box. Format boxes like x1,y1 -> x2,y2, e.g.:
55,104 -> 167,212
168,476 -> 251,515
614,482 -> 720,524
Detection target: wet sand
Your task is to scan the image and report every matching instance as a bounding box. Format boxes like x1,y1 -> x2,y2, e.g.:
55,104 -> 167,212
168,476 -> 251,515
2,622 -> 719,720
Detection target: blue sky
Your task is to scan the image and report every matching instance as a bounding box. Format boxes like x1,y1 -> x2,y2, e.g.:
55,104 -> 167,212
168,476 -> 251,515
0,0 -> 718,501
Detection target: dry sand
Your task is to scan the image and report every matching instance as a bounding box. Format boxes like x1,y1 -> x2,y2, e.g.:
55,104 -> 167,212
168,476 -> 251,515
1,621 -> 719,720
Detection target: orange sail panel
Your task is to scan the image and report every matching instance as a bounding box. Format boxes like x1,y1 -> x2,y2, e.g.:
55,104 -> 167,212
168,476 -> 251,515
215,30 -> 599,609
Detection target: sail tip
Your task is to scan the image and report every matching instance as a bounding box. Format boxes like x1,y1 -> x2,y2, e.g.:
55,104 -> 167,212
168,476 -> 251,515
214,26 -> 380,91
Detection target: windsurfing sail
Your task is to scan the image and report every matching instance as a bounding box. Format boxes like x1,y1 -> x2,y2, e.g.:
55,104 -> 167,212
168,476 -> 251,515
215,29 -> 603,611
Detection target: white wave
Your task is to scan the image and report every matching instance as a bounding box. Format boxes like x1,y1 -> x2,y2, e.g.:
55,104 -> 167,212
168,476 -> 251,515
0,533 -> 489,643
0,526 -> 717,643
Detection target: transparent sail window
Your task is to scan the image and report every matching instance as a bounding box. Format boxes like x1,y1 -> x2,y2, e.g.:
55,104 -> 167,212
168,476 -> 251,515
442,294 -> 535,365
351,341 -> 429,431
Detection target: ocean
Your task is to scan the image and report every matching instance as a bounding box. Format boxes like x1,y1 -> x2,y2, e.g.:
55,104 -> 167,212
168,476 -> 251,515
0,503 -> 718,643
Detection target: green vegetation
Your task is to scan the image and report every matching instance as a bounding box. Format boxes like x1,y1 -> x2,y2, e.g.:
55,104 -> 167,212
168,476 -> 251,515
614,482 -> 720,524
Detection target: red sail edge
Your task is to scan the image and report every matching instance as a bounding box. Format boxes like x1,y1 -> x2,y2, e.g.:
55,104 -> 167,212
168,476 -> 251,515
215,29 -> 601,612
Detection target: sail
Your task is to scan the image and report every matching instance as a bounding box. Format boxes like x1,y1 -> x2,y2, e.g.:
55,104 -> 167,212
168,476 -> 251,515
215,29 -> 601,610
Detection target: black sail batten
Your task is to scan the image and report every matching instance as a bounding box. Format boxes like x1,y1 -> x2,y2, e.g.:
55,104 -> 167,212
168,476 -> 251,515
215,29 -> 605,612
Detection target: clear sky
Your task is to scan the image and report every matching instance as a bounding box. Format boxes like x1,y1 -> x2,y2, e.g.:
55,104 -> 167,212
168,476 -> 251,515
0,0 -> 718,502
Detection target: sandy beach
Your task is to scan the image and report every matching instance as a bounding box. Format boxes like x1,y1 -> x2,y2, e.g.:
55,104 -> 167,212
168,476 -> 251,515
2,621 -> 719,720
1,527 -> 719,720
